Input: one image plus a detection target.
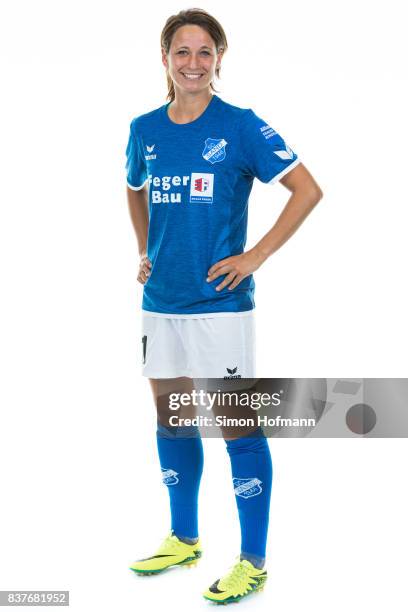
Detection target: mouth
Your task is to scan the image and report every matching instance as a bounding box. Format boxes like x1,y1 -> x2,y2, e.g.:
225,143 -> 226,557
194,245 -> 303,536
180,72 -> 204,80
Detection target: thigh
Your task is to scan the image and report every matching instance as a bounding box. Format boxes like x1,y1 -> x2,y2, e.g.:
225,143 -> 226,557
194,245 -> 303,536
186,314 -> 256,378
149,377 -> 197,427
193,378 -> 260,440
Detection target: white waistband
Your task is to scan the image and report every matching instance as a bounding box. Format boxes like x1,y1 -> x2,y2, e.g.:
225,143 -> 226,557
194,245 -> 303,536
141,309 -> 255,319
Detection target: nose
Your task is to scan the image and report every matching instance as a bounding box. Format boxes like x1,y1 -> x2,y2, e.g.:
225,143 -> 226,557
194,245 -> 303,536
187,53 -> 200,70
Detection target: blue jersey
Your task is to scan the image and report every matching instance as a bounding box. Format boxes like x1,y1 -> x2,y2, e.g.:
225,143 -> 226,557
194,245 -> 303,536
125,95 -> 299,316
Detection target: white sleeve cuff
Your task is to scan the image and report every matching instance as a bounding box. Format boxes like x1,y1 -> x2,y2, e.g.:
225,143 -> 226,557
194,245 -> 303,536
268,158 -> 301,185
127,178 -> 148,191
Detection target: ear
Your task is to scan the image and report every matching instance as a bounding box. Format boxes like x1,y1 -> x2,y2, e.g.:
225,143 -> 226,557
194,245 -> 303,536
161,47 -> 168,69
216,48 -> 224,70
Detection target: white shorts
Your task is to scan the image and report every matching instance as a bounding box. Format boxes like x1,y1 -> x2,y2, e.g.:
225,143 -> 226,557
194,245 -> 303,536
141,311 -> 256,379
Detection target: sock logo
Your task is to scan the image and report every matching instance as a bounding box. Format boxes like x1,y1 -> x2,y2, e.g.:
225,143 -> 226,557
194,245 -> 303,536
233,477 -> 263,499
161,468 -> 179,486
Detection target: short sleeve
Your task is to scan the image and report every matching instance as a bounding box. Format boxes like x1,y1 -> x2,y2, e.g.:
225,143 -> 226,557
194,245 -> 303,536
125,119 -> 148,190
240,109 -> 300,184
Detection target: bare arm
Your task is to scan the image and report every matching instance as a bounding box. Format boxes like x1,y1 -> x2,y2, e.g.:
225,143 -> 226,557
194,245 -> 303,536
127,184 -> 151,283
207,162 -> 324,291
253,162 -> 323,260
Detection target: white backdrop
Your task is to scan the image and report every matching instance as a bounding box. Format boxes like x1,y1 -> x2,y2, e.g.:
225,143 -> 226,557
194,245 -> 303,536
0,1 -> 407,611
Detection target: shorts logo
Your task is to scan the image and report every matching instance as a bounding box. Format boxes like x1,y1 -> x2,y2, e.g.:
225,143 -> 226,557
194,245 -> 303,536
202,138 -> 227,164
161,468 -> 179,486
274,145 -> 294,160
224,366 -> 242,379
233,477 -> 263,499
190,173 -> 214,203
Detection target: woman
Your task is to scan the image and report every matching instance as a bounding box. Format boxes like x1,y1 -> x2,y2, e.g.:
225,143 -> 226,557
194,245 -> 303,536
125,8 -> 323,604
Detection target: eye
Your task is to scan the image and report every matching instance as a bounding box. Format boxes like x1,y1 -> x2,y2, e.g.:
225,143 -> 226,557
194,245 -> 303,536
200,50 -> 211,56
176,50 -> 188,55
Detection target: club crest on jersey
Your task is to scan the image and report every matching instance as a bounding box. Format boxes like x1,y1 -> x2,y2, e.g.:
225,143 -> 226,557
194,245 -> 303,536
233,477 -> 263,499
202,138 -> 227,164
190,173 -> 214,203
161,468 -> 179,486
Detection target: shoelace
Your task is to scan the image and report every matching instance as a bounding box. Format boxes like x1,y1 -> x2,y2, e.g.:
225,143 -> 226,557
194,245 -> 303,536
219,561 -> 250,590
156,533 -> 183,555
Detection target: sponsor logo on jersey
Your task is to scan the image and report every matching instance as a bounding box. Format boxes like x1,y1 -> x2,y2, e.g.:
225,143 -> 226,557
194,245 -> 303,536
190,173 -> 214,203
149,174 -> 189,203
202,138 -> 227,164
224,366 -> 242,379
194,177 -> 209,192
274,145 -> 294,160
145,144 -> 157,160
233,477 -> 263,499
148,173 -> 215,204
161,468 -> 179,486
260,124 -> 277,140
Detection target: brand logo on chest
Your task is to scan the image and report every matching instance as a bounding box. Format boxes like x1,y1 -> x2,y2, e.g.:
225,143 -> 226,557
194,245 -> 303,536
145,144 -> 157,160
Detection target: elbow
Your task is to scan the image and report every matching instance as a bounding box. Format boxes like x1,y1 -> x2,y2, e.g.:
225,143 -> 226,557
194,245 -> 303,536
315,186 -> 324,202
293,181 -> 323,207
309,184 -> 324,206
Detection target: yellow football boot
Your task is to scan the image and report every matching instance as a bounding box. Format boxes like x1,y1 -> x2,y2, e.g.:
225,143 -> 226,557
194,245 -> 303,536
130,532 -> 202,575
203,558 -> 267,604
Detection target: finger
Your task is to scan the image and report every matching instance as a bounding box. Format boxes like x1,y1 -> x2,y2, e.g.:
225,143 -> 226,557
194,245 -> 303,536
207,264 -> 233,282
207,258 -> 231,277
138,270 -> 148,283
215,272 -> 237,292
228,275 -> 244,291
141,257 -> 152,269
142,265 -> 150,277
137,274 -> 145,285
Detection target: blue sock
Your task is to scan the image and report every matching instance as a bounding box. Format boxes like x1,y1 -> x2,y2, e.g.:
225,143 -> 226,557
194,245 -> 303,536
225,428 -> 272,566
156,423 -> 204,541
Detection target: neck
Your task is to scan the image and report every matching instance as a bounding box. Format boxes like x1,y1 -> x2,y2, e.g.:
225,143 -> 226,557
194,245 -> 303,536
168,90 -> 213,124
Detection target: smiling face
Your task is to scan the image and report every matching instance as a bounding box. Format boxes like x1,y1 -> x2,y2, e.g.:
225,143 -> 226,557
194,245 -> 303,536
162,24 -> 223,96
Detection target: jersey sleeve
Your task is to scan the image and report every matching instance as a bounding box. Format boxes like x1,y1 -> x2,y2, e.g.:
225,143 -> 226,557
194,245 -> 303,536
240,109 -> 300,184
125,119 -> 148,190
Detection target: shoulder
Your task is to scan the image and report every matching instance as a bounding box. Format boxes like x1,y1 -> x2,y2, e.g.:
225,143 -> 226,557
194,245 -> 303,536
128,104 -> 166,133
217,97 -> 265,132
216,96 -> 253,121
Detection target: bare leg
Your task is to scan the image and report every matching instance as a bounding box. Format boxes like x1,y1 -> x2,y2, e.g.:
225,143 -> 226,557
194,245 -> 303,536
149,377 -> 197,426
193,379 -> 260,440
